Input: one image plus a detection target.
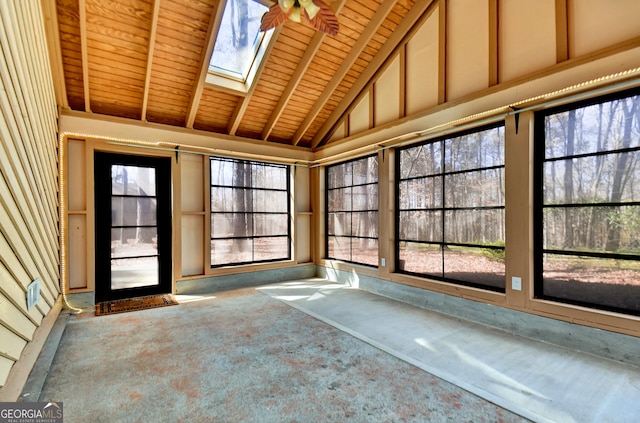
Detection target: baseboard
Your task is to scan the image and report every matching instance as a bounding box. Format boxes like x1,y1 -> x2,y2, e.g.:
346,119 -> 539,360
177,264 -> 317,295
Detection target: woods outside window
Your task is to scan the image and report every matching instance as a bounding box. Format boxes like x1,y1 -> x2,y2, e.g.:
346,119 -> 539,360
326,155 -> 379,267
396,124 -> 506,291
535,89 -> 640,315
210,157 -> 290,267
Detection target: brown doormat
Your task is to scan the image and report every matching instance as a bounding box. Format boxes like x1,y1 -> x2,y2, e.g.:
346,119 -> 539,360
95,294 -> 178,316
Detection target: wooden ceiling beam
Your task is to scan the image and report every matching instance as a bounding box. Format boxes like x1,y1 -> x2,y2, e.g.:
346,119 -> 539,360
40,0 -> 68,110
291,0 -> 399,146
185,0 -> 227,129
260,0 -> 348,142
79,0 -> 91,112
311,0 -> 436,148
140,0 -> 161,121
227,25 -> 282,136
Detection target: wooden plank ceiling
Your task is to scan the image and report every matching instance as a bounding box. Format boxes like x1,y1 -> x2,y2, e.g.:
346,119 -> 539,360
55,0 -> 419,149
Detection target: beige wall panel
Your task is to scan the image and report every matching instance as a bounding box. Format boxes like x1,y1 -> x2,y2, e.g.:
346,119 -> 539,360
295,165 -> 310,213
68,214 -> 87,289
181,215 -> 204,277
569,0 -> 640,58
499,0 -> 556,82
374,56 -> 401,127
181,153 -> 204,213
296,214 -> 311,263
447,0 -> 490,100
67,139 -> 86,211
349,92 -> 371,135
406,10 -> 439,115
329,121 -> 346,143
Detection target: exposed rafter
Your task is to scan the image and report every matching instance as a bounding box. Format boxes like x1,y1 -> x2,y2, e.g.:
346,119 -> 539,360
78,0 -> 90,112
228,25 -> 282,136
141,0 -> 161,121
40,0 -> 68,110
313,0 -> 437,147
186,0 -> 226,129
261,0 -> 348,141
292,0 -> 399,146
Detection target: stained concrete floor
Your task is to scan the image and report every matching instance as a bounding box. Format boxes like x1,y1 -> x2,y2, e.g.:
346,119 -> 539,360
23,278 -> 640,422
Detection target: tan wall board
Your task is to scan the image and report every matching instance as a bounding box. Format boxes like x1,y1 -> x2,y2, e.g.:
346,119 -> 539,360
504,112 -> 532,308
294,165 -> 310,213
406,10 -> 439,114
569,0 -> 640,58
296,214 -> 311,263
68,139 -> 86,211
374,55 -> 401,127
328,121 -> 347,143
68,214 -> 87,289
180,153 -> 204,213
349,91 -> 371,135
499,0 -> 556,82
181,215 -> 204,277
446,0 -> 490,100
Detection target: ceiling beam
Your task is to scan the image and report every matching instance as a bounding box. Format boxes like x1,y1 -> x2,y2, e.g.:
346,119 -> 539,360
185,0 -> 227,129
140,0 -> 161,122
290,0 -> 399,146
260,0 -> 348,142
39,0 -> 68,110
311,0 -> 436,148
78,0 -> 91,112
227,25 -> 282,136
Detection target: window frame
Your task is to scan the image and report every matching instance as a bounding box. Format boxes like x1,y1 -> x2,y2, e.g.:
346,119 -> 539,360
209,156 -> 291,268
533,87 -> 640,316
206,0 -> 275,94
325,154 -> 379,268
395,122 -> 506,292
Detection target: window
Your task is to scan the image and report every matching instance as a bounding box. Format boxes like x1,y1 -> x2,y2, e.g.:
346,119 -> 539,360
535,89 -> 640,315
210,157 -> 290,267
326,155 -> 379,267
207,0 -> 273,92
396,124 -> 505,291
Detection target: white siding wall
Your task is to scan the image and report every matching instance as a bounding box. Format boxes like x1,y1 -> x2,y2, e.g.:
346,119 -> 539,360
0,0 -> 60,391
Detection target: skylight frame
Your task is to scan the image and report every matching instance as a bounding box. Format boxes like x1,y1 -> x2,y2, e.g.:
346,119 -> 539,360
206,0 -> 275,94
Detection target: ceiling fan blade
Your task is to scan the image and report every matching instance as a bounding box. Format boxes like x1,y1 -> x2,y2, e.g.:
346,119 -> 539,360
260,3 -> 287,32
305,0 -> 339,36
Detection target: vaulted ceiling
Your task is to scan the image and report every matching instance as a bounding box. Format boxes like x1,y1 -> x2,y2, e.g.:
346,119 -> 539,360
50,0 -> 424,149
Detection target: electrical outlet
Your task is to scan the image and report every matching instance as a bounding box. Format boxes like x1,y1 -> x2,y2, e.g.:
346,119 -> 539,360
381,258 -> 386,267
511,276 -> 522,291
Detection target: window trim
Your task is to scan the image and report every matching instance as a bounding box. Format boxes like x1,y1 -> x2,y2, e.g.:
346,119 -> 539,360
325,154 -> 379,268
533,87 -> 640,316
395,122 -> 506,292
209,156 -> 291,268
206,0 -> 276,94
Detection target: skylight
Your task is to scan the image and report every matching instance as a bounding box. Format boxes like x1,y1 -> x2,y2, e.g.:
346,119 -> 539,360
209,0 -> 270,84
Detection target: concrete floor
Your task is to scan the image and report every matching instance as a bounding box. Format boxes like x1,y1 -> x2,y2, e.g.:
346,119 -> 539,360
258,280 -> 640,423
24,278 -> 640,422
